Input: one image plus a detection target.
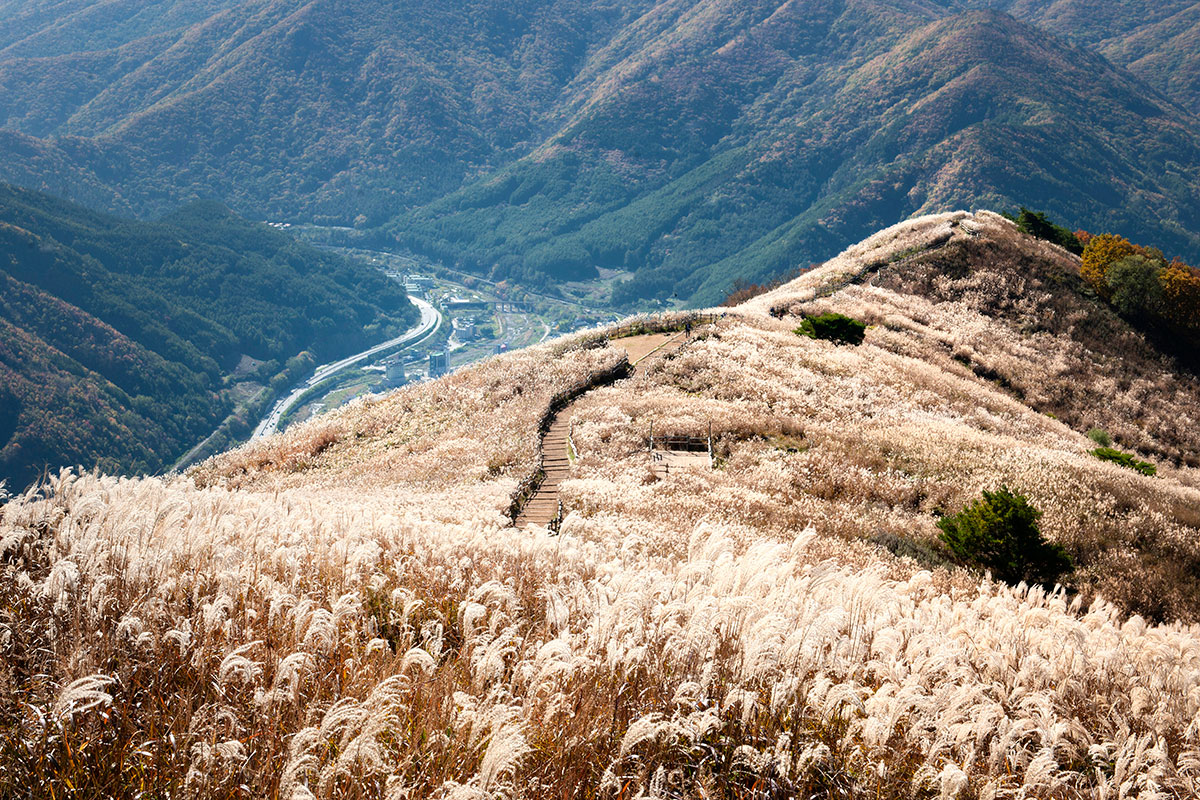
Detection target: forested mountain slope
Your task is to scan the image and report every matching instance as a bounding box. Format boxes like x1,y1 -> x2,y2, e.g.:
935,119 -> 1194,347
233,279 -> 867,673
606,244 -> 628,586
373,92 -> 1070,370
966,0 -> 1200,114
397,7 -> 1200,303
6,212 -> 1200,795
0,0 -> 654,220
0,184 -> 415,491
0,0 -> 1198,303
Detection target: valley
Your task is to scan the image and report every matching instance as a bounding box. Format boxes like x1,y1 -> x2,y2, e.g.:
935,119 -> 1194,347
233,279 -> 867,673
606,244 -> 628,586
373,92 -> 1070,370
4,2 -> 1200,797
251,296 -> 442,440
0,186 -> 418,491
247,244 -> 627,438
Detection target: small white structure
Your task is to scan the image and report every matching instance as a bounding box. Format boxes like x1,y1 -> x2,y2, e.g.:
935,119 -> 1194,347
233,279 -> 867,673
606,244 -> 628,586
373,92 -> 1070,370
455,318 -> 477,340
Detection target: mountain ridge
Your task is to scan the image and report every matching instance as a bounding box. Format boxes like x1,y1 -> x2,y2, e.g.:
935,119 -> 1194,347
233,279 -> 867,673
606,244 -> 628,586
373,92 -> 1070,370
393,6 -> 1200,303
0,1 -> 1198,303
6,211 -> 1200,794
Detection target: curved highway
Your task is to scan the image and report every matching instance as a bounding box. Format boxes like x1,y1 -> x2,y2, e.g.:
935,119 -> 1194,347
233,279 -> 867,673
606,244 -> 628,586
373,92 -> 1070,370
252,296 -> 441,439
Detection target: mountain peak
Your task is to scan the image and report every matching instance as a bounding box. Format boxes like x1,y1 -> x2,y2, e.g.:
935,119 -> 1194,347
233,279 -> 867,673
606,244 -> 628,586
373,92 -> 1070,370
10,207 -> 1200,793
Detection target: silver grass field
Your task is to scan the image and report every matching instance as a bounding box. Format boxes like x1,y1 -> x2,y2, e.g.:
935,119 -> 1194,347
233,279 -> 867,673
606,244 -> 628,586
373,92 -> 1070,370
4,212 -> 1200,798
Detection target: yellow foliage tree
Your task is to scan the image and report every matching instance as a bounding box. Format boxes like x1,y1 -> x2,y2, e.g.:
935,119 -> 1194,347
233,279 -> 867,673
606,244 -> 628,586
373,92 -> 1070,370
1160,258 -> 1200,327
1081,233 -> 1137,297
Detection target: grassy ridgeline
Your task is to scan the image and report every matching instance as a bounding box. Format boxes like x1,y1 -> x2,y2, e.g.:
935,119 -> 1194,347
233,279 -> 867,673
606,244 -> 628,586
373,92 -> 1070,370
7,213 -> 1200,796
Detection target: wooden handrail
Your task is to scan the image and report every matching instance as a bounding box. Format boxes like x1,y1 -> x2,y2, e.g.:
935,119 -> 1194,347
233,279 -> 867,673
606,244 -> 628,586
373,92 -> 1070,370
509,356 -> 631,523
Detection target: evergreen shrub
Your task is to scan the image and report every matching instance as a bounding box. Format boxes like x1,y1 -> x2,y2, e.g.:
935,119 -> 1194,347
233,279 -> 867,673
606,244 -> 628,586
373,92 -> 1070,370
937,487 -> 1072,586
795,312 -> 866,345
1092,447 -> 1156,476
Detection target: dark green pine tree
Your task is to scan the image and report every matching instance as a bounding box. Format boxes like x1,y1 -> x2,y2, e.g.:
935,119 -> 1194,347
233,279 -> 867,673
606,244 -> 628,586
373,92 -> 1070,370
937,487 -> 1073,586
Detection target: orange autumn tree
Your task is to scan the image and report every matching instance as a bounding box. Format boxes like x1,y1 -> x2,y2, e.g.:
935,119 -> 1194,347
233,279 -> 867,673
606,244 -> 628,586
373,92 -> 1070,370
1081,233 -> 1138,297
1054,218 -> 1198,338
1160,258 -> 1200,327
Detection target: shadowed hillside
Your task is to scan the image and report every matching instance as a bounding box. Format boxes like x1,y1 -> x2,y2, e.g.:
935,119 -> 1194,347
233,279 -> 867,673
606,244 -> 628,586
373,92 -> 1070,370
0,183 -> 416,491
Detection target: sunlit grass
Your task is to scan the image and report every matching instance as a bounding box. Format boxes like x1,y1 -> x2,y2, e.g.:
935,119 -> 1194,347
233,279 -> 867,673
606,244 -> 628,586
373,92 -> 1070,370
4,212 -> 1200,797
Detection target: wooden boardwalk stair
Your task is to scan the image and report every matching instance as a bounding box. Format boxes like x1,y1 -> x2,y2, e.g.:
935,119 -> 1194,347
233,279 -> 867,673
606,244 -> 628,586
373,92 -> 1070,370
514,415 -> 571,528
513,329 -> 694,530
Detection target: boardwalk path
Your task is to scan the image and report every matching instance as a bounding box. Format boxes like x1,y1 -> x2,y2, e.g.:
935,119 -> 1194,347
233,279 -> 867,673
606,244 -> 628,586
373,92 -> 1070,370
514,331 -> 687,529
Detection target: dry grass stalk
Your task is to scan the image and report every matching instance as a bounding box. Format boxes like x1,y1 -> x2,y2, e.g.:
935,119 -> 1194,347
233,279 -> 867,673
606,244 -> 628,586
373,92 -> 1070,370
4,212 -> 1200,797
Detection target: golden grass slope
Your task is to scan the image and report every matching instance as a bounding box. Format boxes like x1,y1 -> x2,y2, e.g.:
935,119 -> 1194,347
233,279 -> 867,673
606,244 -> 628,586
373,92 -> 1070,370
4,211 -> 1200,797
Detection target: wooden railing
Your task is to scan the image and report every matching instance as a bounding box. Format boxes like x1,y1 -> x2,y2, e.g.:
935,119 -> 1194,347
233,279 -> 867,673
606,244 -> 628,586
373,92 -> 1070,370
648,421 -> 715,468
606,311 -> 723,340
508,356 -> 632,525
652,435 -> 709,452
508,466 -> 546,523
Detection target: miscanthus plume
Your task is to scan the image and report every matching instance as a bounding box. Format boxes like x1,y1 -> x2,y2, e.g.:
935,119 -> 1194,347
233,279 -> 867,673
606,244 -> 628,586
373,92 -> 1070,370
4,211 -> 1200,798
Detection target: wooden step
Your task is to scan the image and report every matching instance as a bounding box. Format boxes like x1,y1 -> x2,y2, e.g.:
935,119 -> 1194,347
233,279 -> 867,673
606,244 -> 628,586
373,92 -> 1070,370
514,332 -> 704,531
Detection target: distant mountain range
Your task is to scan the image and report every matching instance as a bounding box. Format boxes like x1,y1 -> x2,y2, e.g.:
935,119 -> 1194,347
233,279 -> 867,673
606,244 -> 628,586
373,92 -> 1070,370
969,0 -> 1200,114
0,0 -> 1198,303
0,183 -> 415,490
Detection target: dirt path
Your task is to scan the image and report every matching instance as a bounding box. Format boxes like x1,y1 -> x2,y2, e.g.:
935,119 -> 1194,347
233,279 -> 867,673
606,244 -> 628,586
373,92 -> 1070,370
618,331 -> 684,366
514,331 -> 687,529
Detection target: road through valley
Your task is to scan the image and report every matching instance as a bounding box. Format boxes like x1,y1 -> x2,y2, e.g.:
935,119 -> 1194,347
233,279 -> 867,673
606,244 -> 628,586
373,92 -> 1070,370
252,296 -> 441,439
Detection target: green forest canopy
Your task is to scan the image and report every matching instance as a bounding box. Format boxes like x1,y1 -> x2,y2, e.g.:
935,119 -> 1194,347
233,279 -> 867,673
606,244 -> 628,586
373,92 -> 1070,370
0,184 -> 416,491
